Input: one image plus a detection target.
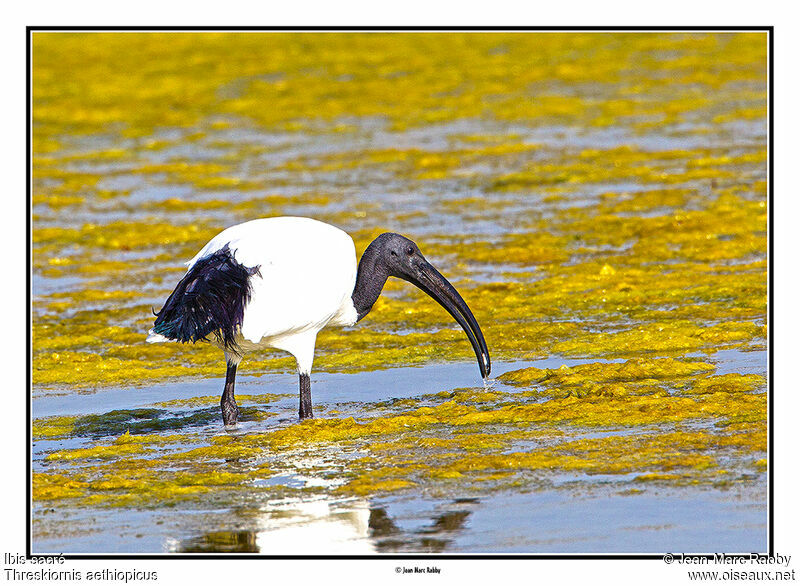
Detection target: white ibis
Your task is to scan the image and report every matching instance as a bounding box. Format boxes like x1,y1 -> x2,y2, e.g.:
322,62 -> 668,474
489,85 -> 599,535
147,216 -> 490,426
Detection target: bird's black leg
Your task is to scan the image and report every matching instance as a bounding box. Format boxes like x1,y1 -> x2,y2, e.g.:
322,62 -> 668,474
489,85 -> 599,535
299,373 -> 313,420
221,361 -> 239,427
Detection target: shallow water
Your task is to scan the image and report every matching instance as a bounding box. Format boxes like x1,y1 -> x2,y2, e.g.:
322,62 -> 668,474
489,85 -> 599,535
35,483 -> 766,554
31,32 -> 768,554
32,351 -> 766,554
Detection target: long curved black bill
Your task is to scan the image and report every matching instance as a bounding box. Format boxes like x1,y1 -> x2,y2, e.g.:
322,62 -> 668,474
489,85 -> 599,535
406,259 -> 491,378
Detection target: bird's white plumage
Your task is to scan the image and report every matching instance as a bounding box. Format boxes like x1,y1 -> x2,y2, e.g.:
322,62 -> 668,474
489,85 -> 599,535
152,216 -> 358,374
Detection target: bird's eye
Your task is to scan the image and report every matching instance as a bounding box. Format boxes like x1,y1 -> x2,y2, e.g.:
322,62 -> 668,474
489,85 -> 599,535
406,247 -> 413,255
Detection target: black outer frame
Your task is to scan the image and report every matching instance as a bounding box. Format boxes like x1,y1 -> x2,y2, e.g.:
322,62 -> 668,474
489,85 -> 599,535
25,25 -> 774,561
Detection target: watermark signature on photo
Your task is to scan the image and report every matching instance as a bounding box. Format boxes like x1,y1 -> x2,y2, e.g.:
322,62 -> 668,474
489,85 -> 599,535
395,566 -> 442,575
664,553 -> 791,566
664,553 -> 795,582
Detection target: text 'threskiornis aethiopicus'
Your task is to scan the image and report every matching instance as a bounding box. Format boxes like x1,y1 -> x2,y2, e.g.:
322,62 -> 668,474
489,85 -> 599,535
147,216 -> 491,426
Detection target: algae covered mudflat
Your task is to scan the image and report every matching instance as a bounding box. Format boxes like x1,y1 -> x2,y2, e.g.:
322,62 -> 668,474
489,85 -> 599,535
31,32 -> 767,553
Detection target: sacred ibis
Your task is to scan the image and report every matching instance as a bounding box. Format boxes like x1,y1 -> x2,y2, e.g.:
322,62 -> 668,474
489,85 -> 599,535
147,216 -> 490,426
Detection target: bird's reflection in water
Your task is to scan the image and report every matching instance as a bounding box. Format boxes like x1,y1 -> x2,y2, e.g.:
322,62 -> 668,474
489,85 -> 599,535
180,530 -> 259,553
368,501 -> 476,553
173,497 -> 372,554
173,497 -> 477,554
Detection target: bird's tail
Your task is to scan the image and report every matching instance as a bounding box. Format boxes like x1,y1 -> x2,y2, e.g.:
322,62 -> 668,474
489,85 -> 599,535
150,245 -> 260,350
146,330 -> 170,343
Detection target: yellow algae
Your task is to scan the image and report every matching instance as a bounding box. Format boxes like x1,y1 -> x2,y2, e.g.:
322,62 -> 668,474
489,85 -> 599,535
434,435 -> 714,476
34,221 -> 220,251
32,416 -> 78,439
428,469 -> 464,480
634,473 -> 687,482
34,367 -> 767,504
30,223 -> 766,384
31,33 -> 765,142
160,443 -> 260,462
32,350 -> 201,387
131,160 -> 228,178
153,393 -> 287,408
30,32 -> 767,508
33,194 -> 86,208
550,321 -> 762,357
173,471 -> 249,487
332,429 -> 749,496
46,443 -> 148,461
499,358 -> 716,387
484,145 -> 764,192
339,478 -> 416,496
446,388 -> 505,404
47,289 -> 140,303
691,374 -> 765,394
142,198 -> 231,212
112,431 -> 194,445
279,142 -> 542,182
33,473 -> 89,500
36,346 -> 765,512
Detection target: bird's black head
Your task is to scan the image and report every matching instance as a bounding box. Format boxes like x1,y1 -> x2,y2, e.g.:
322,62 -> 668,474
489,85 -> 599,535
353,232 -> 491,379
369,232 -> 425,280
